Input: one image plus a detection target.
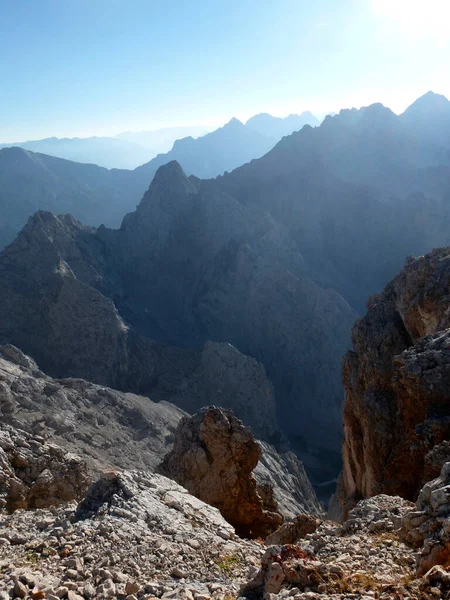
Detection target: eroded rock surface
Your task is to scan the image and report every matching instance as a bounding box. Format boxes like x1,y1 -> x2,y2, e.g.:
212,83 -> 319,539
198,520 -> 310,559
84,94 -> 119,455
0,469 -> 265,600
402,461 -> 450,574
0,344 -> 186,474
160,407 -> 284,538
342,248 -> 450,512
0,424 -> 89,512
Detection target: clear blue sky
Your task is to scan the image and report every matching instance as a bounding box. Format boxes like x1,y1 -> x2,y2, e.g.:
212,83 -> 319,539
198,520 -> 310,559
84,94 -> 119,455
1,0 -> 449,141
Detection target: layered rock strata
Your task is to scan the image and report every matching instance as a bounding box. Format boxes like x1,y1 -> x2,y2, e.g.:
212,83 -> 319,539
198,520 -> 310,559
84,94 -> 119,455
342,248 -> 450,511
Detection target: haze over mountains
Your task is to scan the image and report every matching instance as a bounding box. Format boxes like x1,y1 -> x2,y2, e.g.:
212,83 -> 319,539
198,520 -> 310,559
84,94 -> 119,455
1,91 -> 450,486
0,110 -> 319,170
0,112 -> 319,249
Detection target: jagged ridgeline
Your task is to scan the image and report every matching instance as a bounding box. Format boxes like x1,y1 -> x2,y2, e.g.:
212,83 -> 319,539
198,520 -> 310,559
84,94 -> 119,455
1,92 -> 450,488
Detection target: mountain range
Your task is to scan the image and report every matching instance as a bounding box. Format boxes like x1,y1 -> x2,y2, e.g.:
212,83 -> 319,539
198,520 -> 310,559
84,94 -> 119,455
0,111 -> 319,170
0,112 -> 319,249
1,91 -> 450,486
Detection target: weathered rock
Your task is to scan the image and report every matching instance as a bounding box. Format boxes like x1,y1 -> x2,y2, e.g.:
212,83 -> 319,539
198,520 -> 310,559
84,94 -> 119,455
0,423 -> 89,512
160,407 -> 283,537
402,461 -> 450,574
0,346 -> 319,520
342,248 -> 450,513
0,344 -> 185,474
265,514 -> 320,546
241,494 -> 416,599
1,465 -> 264,597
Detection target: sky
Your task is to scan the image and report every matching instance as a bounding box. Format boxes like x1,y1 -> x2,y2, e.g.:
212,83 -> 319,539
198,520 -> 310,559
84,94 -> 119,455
0,0 -> 449,141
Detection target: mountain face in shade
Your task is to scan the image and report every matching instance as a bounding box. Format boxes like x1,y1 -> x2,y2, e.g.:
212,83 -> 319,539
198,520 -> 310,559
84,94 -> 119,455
0,147 -> 145,248
246,111 -> 320,139
0,118 -> 279,250
0,136 -> 155,169
1,92 -> 450,486
400,91 -> 450,149
134,118 -> 277,181
0,162 -> 357,484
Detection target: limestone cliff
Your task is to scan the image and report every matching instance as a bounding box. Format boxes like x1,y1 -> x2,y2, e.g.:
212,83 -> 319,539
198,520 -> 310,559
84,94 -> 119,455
342,248 -> 450,512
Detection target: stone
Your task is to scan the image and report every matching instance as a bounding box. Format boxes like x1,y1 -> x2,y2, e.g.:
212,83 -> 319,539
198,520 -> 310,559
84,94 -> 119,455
160,407 -> 283,537
402,461 -> 450,574
0,423 -> 89,512
14,580 -> 28,598
125,580 -> 141,595
266,514 -> 320,545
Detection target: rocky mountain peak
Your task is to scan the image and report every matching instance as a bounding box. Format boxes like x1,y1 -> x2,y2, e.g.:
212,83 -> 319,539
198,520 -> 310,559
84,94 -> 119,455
402,90 -> 450,118
225,116 -> 245,128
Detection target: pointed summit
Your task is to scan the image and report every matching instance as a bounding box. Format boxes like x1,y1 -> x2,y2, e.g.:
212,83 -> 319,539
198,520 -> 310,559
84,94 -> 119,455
402,91 -> 450,118
140,160 -> 196,203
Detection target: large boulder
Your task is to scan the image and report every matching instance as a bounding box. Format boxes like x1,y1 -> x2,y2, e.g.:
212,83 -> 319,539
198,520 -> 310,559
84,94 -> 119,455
160,407 -> 284,537
341,249 -> 450,513
0,424 -> 89,512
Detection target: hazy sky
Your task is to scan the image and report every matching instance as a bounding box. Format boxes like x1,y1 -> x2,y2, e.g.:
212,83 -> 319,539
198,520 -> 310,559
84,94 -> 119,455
1,0 -> 449,141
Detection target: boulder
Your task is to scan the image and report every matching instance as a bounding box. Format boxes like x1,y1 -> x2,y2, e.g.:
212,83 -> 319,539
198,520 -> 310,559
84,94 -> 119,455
160,407 -> 283,537
265,513 -> 320,546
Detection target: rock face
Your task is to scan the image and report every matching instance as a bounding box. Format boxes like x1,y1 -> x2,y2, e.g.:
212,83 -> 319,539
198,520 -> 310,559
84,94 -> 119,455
254,441 -> 323,519
342,248 -> 450,512
0,424 -> 89,512
0,344 -> 186,474
0,164 -> 356,473
169,341 -> 278,441
160,407 -> 284,537
402,461 -> 450,574
0,345 -> 317,520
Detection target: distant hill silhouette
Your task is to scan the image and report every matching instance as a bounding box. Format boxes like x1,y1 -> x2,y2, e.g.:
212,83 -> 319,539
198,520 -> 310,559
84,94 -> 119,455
246,111 -> 319,138
0,136 -> 154,169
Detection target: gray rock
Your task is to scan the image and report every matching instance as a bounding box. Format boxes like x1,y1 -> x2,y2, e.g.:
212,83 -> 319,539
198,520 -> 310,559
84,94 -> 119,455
0,423 -> 89,512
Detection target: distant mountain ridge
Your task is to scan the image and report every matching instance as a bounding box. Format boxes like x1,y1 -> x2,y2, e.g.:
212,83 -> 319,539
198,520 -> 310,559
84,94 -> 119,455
0,135 -> 155,170
0,110 -> 319,170
246,111 -> 319,138
0,112 -> 319,249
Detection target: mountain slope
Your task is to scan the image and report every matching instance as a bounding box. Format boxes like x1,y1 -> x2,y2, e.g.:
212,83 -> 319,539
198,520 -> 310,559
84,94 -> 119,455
0,163 -> 357,483
134,117 -> 277,181
0,119 -> 278,250
0,136 -> 155,169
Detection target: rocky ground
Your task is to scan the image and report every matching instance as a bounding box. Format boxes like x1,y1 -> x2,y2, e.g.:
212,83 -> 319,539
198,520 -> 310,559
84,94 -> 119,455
3,461 -> 450,600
